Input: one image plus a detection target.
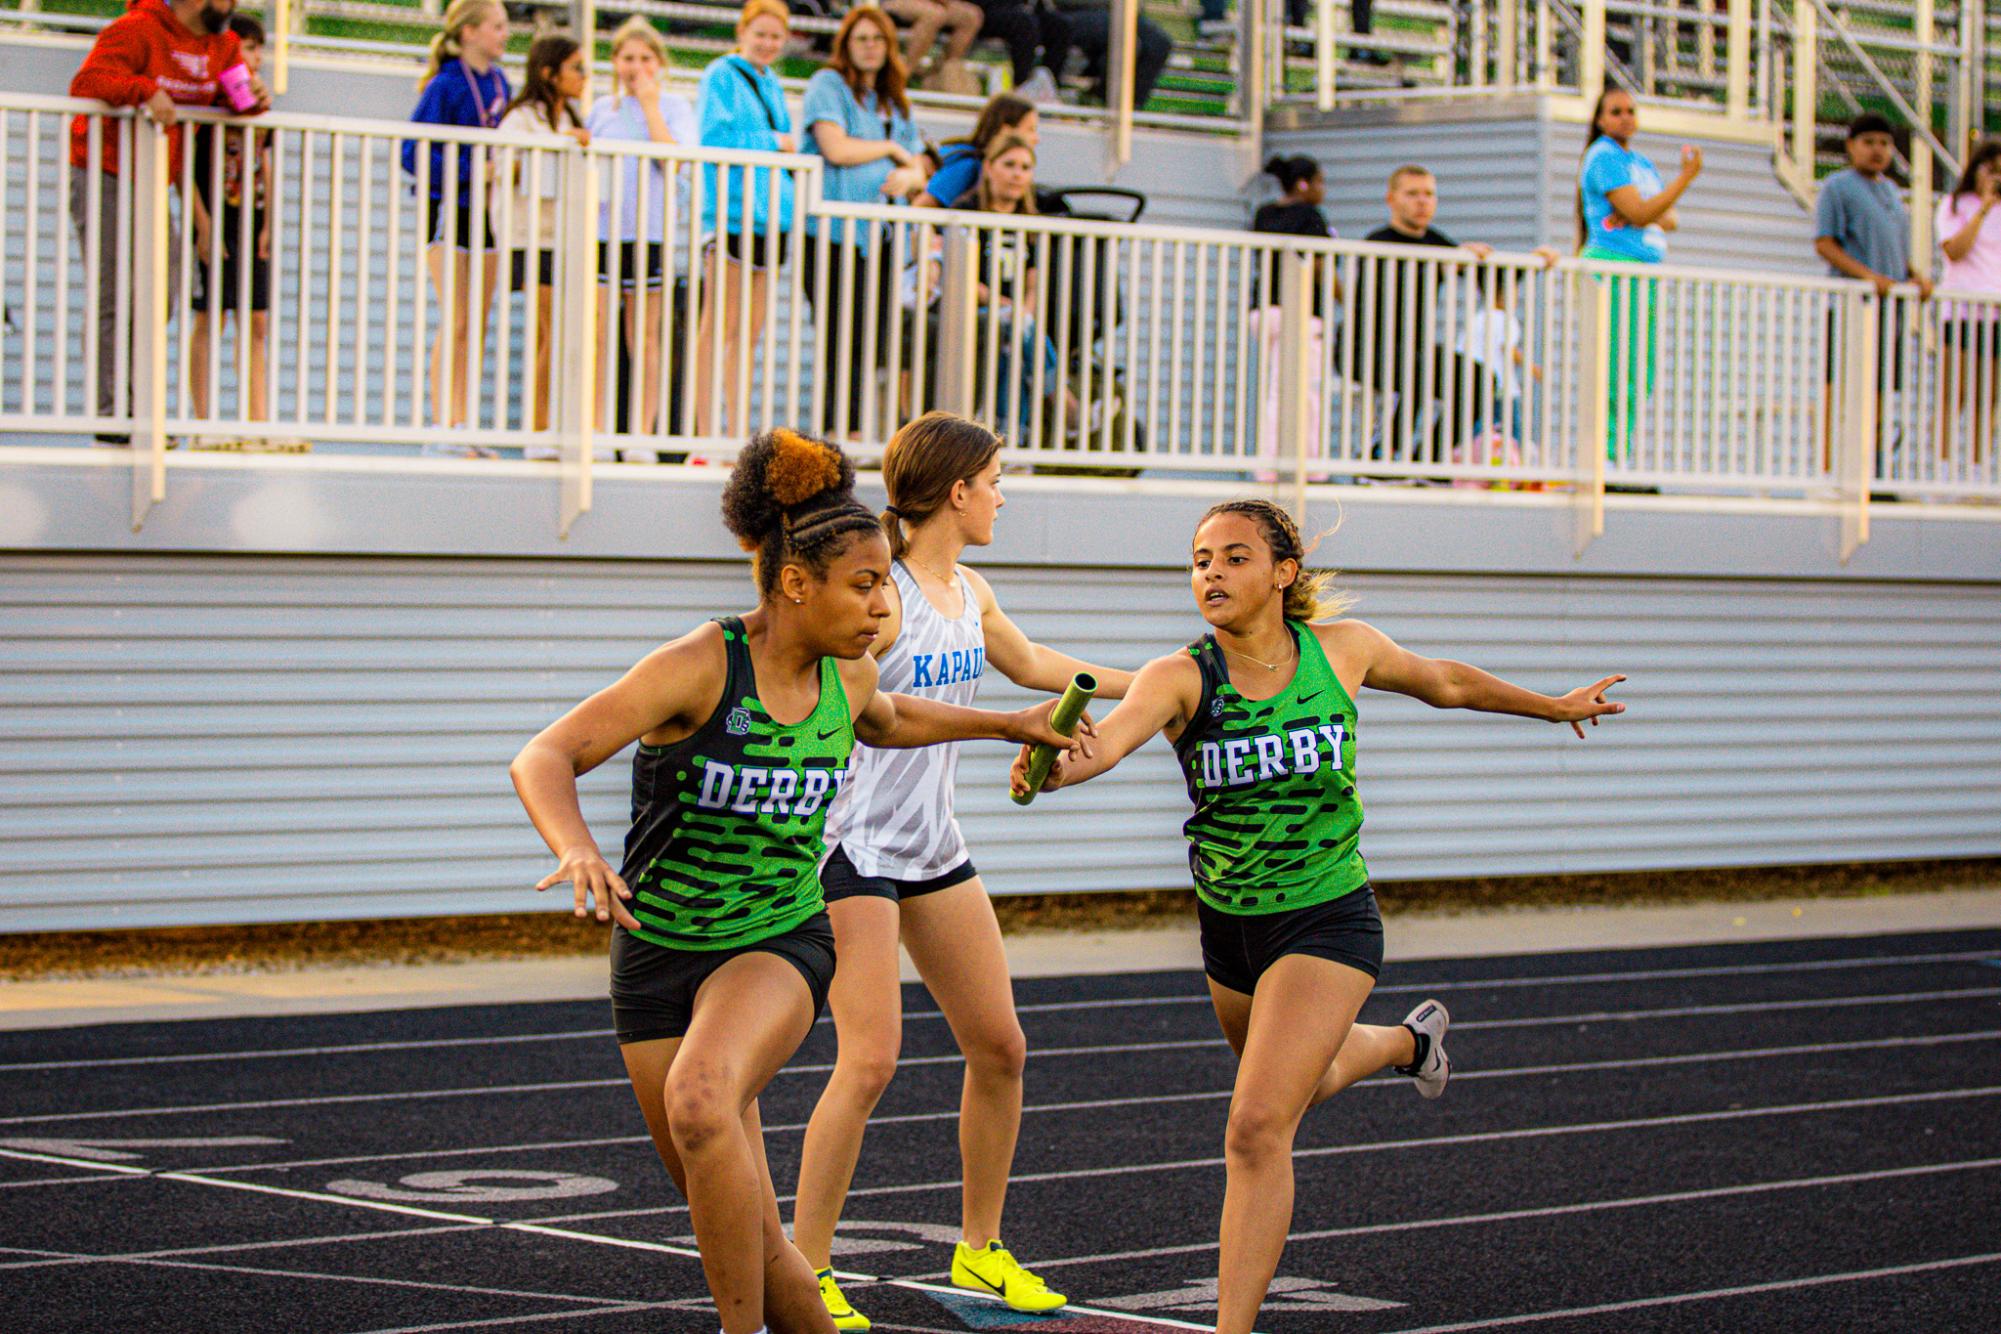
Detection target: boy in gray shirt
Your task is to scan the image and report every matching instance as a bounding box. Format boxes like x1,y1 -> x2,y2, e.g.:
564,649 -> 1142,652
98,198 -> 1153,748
1815,113 -> 1932,299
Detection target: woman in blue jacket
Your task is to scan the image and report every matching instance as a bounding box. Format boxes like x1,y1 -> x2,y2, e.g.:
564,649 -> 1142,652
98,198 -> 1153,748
694,0 -> 797,440
404,0 -> 511,442
801,6 -> 928,436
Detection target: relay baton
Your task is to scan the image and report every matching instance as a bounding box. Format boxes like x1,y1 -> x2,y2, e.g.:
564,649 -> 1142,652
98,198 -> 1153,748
1011,673 -> 1097,806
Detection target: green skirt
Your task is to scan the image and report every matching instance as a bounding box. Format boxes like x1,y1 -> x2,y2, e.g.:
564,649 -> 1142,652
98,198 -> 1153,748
1581,245 -> 1660,462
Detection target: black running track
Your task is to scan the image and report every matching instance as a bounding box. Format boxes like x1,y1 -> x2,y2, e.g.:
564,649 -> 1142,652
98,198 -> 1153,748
4,928 -> 2000,1334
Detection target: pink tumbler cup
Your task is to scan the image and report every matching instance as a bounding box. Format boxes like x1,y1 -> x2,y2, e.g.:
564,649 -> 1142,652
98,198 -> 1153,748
219,63 -> 257,113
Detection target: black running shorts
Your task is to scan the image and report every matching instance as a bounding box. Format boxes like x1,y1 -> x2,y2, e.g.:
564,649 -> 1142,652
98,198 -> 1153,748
609,912 -> 836,1044
819,844 -> 979,906
1198,884 -> 1384,996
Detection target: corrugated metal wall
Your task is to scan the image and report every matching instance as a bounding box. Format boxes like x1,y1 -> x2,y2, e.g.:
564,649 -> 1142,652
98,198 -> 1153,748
5,551 -> 1998,932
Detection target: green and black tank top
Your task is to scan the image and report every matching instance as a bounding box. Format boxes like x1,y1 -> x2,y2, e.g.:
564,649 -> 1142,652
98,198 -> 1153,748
618,616 -> 856,951
1171,620 -> 1368,915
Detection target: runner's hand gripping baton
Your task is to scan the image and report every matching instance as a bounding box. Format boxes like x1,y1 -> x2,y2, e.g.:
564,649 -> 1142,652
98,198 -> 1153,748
1011,673 -> 1097,806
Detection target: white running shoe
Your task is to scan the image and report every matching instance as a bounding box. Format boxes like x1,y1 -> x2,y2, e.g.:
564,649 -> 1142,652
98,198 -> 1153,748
1398,998 -> 1451,1099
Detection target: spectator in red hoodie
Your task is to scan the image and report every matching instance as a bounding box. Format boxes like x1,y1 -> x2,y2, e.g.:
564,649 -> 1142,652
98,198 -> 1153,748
68,0 -> 267,444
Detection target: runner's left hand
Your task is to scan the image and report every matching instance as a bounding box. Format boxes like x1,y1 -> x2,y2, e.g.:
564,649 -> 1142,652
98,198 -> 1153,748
535,844 -> 641,930
1551,675 -> 1626,739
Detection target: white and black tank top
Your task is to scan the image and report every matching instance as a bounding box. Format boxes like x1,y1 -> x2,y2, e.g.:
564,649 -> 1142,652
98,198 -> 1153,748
824,561 -> 985,879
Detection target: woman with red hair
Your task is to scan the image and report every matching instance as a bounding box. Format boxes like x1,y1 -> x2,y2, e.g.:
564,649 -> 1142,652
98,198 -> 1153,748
801,6 -> 928,434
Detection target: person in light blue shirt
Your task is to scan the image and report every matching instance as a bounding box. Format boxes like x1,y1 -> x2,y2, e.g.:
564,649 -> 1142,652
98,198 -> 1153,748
694,0 -> 797,438
1814,113 -> 1925,294
802,7 -> 929,433
1812,113 -> 1931,464
587,17 -> 700,441
1574,88 -> 1703,463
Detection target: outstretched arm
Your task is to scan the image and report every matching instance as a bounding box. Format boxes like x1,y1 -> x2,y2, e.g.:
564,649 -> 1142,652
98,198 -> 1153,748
843,652 -> 1087,752
1009,652 -> 1199,796
510,626 -> 728,927
965,566 -> 1137,698
1328,620 -> 1626,739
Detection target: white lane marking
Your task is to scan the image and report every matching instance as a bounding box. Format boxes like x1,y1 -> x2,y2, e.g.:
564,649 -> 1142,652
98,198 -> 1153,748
927,1156 -> 2001,1278
1376,1251 -> 2001,1334
0,1223 -> 485,1272
882,1276 -> 1226,1333
499,1221 -> 705,1261
0,1173 -> 141,1190
155,1170 -> 499,1225
0,1029 -> 620,1075
532,1034 -> 2001,1226
176,1020 -> 2001,1180
196,1134 -> 650,1178
0,1147 -> 1241,1334
5,947 -> 1989,1074
351,1307 -> 673,1334
13,985 -> 1998,1132
4,1241 -> 655,1308
327,1170 -> 619,1204
0,1135 -> 285,1162
0,1146 -> 152,1175
728,1088 -> 2000,1232
0,1078 -> 628,1128
772,1015 -> 2001,1132
1100,1275 -> 1405,1313
1453,984 -> 2001,1030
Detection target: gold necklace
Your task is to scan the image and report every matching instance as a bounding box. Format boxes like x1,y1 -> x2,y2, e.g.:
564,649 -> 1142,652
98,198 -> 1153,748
1223,641 -> 1296,673
906,553 -> 959,587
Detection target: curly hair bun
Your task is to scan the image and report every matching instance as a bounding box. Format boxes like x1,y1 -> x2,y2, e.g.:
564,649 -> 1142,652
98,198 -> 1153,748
721,429 -> 859,553
766,429 -> 847,507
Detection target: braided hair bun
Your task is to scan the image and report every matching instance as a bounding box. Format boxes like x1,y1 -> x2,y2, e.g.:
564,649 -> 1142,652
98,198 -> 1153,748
722,430 -> 883,597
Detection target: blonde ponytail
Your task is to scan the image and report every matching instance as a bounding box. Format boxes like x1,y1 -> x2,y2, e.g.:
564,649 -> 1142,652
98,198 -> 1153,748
420,0 -> 504,91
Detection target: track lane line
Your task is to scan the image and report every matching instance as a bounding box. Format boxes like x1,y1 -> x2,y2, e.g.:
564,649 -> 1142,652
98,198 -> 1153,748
351,1306 -> 677,1334
1376,1251 -> 2001,1333
533,1066 -> 2001,1227
152,1024 -> 2000,1168
11,989 -> 1999,1131
897,1155 -> 2001,1280
0,1147 -> 1246,1333
6,947 -> 1992,1075
0,1240 -> 658,1308
0,1222 -> 487,1272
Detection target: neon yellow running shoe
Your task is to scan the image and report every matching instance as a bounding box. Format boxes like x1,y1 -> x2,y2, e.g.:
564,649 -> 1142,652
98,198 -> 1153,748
816,1268 -> 870,1331
949,1240 -> 1068,1313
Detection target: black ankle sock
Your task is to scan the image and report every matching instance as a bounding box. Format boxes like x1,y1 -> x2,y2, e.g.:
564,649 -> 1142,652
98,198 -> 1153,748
1398,1023 -> 1430,1075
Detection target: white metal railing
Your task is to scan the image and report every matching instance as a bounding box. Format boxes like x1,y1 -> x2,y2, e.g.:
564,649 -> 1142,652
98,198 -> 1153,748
5,94 -> 1999,555
1262,0 -> 1991,154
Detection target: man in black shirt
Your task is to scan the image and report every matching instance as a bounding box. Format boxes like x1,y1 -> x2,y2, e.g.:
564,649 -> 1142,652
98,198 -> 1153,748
1357,165 -> 1553,465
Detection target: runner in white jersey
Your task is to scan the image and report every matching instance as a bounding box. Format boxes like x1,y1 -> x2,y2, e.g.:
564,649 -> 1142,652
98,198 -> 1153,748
794,413 -> 1135,1332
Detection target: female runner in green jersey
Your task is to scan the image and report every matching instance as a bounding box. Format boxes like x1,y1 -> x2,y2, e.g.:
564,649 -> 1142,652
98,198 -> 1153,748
513,429 -> 1081,1334
1012,498 -> 1625,1334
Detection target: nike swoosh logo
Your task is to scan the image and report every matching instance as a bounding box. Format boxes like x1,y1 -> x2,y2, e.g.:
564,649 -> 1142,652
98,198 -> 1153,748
962,1270 -> 1006,1297
1297,689 -> 1324,704
817,727 -> 842,740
